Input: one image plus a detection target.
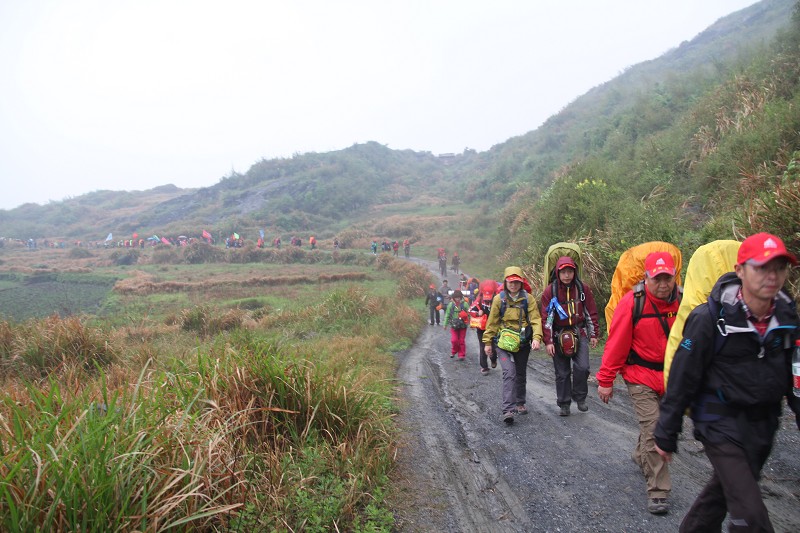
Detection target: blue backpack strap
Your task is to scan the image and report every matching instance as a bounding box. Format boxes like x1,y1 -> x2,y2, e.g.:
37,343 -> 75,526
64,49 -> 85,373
499,290 -> 528,321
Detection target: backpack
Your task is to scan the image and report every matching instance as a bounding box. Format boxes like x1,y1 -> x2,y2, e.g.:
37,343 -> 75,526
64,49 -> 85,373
498,290 -> 528,321
447,301 -> 469,329
605,241 -> 683,333
542,242 -> 583,286
663,240 -> 740,387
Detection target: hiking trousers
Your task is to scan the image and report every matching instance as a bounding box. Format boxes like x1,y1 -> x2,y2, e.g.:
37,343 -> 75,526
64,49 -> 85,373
497,345 -> 531,414
552,332 -> 589,406
626,382 -> 670,499
477,329 -> 496,370
429,306 -> 440,325
449,327 -> 467,358
680,439 -> 773,533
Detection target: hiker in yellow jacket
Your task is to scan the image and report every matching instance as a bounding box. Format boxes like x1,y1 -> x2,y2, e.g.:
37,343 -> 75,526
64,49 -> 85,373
484,266 -> 543,425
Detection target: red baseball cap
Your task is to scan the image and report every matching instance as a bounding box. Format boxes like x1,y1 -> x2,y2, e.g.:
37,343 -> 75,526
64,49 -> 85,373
737,232 -> 798,266
556,256 -> 577,272
644,252 -> 676,277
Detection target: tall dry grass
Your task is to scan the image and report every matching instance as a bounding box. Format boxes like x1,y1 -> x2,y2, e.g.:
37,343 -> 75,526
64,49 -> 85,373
0,260 -> 421,530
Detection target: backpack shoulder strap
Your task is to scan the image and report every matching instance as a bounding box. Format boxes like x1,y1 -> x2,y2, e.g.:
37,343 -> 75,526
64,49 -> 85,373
498,290 -> 529,319
632,281 -> 646,325
575,278 -> 586,302
706,296 -> 727,355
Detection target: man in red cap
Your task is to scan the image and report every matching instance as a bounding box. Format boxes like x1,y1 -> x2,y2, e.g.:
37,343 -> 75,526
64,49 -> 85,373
540,256 -> 600,416
655,233 -> 799,531
597,251 -> 682,515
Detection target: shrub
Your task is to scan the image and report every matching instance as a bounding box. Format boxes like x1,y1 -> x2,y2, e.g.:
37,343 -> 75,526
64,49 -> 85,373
67,247 -> 92,259
0,316 -> 116,377
109,249 -> 140,266
179,305 -> 245,336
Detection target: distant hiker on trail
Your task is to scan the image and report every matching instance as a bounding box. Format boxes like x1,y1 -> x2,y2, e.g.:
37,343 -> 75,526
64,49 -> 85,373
392,240 -> 399,256
371,240 -> 378,254
654,233 -> 800,532
596,251 -> 681,516
466,277 -> 480,296
309,236 -> 317,250
333,237 -> 339,249
403,239 -> 410,258
438,249 -> 447,277
483,267 -> 543,425
443,290 -> 470,360
424,284 -> 443,325
451,252 -> 460,274
274,236 -> 282,249
540,256 -> 600,417
470,279 -> 498,375
438,279 -> 451,309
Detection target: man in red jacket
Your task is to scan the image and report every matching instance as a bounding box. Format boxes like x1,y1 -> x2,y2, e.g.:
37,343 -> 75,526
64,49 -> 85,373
596,251 -> 681,515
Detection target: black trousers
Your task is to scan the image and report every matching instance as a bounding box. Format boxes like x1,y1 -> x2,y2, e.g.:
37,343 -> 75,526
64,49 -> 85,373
429,306 -> 440,325
680,438 -> 773,532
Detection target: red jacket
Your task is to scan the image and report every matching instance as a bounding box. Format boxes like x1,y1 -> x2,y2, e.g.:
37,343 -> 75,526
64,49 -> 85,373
595,286 -> 680,395
540,279 -> 599,345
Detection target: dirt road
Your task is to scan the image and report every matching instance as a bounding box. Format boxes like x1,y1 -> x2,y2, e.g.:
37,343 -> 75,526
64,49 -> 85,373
389,260 -> 800,532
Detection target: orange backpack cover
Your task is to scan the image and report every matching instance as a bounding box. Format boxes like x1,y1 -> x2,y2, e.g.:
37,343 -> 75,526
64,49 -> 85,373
605,241 -> 683,333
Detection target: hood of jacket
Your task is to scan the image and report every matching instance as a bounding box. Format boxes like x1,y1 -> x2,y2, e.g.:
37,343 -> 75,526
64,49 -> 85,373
555,256 -> 577,273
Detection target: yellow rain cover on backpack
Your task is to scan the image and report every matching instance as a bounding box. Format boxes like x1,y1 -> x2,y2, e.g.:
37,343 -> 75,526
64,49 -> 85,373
605,241 -> 683,333
543,242 -> 583,286
663,240 -> 740,387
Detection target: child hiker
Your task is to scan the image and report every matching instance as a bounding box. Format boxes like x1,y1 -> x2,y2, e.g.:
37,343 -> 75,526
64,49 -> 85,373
443,290 -> 470,360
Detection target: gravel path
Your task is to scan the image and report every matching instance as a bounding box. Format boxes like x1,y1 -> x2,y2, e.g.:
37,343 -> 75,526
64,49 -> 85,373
388,258 -> 800,532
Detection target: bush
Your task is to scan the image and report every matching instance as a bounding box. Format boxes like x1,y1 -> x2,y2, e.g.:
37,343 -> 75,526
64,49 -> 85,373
67,247 -> 93,259
0,316 -> 117,377
179,305 -> 245,336
109,249 -> 140,266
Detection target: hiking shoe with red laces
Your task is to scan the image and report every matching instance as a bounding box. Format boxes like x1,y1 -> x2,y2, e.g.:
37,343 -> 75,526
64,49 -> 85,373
516,405 -> 528,415
480,368 -> 490,375
502,411 -> 515,425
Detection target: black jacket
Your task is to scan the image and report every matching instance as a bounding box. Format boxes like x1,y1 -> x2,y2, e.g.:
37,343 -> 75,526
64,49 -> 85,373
654,272 -> 799,456
424,288 -> 442,308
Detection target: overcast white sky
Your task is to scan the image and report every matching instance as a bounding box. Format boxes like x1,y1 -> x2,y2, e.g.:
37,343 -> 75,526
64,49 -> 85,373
0,0 -> 761,210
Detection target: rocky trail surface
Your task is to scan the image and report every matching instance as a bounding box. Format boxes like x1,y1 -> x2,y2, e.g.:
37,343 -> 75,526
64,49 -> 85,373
388,258 -> 800,532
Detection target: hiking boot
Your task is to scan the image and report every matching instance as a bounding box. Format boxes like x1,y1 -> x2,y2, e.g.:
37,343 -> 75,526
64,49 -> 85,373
559,405 -> 570,417
490,358 -> 497,368
516,405 -> 528,415
450,354 -> 455,358
577,400 -> 588,412
647,498 -> 669,515
480,368 -> 490,375
502,411 -> 515,425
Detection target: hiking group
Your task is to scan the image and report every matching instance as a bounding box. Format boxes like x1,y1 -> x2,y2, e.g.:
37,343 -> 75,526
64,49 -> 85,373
425,234 -> 799,529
